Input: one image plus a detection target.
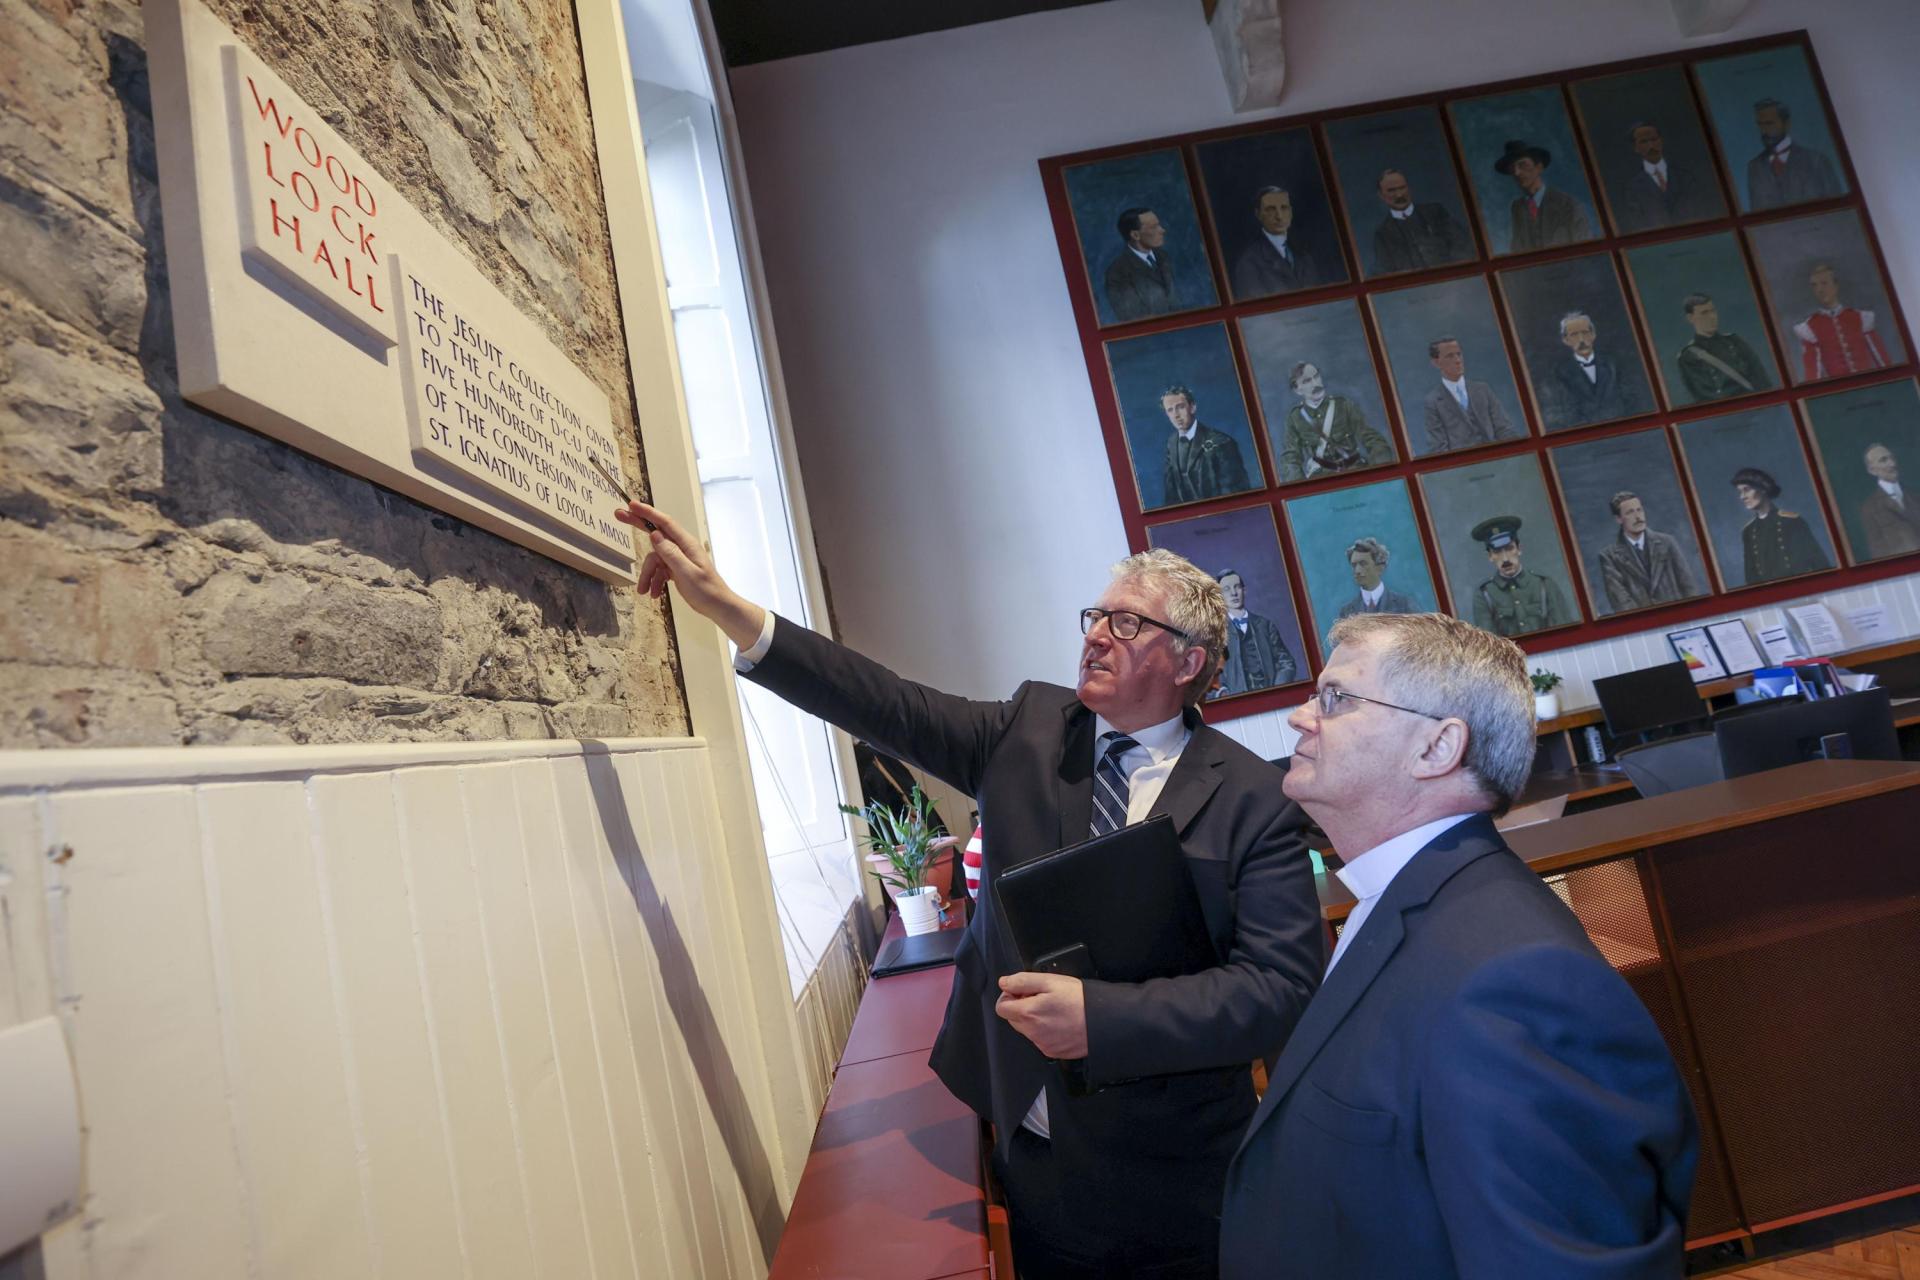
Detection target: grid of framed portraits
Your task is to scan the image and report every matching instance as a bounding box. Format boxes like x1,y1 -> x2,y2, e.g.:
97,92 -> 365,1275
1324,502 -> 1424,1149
1042,33 -> 1920,719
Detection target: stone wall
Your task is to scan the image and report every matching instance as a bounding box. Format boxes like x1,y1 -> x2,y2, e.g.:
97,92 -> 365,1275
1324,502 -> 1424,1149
0,0 -> 689,747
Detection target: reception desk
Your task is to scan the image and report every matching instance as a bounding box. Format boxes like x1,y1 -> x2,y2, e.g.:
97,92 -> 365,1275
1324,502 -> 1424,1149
1319,758 -> 1920,1246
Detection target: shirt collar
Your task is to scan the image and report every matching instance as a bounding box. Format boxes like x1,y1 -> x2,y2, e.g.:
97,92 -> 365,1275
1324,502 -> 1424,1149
1576,354 -> 1596,367
1391,205 -> 1415,220
1629,532 -> 1646,549
1528,182 -> 1549,207
1093,711 -> 1188,762
1880,478 -> 1904,498
1335,814 -> 1476,902
1443,375 -> 1469,394
1643,158 -> 1668,179
1262,229 -> 1291,252
1361,583 -> 1385,606
1131,246 -> 1158,265
1177,422 -> 1197,441
1771,135 -> 1795,157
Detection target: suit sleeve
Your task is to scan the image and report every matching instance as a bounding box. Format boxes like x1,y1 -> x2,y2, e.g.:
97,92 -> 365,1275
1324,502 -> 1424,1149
1420,945 -> 1698,1280
1079,798 -> 1324,1082
1423,396 -> 1447,454
1599,550 -> 1627,615
741,614 -> 1016,798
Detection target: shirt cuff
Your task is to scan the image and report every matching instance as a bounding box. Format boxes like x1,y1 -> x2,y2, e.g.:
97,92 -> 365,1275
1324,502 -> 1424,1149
733,610 -> 776,672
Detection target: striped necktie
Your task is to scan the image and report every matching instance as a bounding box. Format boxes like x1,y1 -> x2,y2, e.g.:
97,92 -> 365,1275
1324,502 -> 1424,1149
1091,732 -> 1139,837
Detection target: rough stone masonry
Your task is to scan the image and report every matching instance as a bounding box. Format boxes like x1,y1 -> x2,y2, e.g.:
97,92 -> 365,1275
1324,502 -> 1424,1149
0,0 -> 690,747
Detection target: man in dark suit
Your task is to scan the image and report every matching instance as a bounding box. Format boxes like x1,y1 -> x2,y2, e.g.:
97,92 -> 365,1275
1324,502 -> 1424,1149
619,501 -> 1323,1279
1547,311 -> 1641,428
1861,443 -> 1920,559
1616,121 -> 1719,232
1421,336 -> 1519,454
1746,98 -> 1844,210
1212,568 -> 1297,696
1230,185 -> 1324,299
1496,139 -> 1594,253
1370,169 -> 1474,275
1220,612 -> 1698,1280
1160,383 -> 1252,505
1103,206 -> 1177,321
1598,490 -> 1699,613
1335,537 -> 1419,619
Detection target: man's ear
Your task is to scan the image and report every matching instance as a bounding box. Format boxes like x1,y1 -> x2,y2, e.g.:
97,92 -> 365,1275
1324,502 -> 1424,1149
1177,644 -> 1210,692
1409,718 -> 1470,781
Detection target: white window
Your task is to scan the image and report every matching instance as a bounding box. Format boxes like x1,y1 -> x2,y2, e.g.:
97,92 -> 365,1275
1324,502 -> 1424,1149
627,10 -> 861,993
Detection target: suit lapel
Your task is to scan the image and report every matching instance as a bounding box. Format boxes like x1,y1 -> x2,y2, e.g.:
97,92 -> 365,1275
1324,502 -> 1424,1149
1052,703 -> 1097,855
1234,815 -> 1507,1158
1149,714 -> 1225,834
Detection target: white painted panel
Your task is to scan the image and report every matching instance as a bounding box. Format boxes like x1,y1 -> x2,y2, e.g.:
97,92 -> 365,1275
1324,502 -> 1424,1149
392,767 -> 539,1280
544,754 -> 671,1278
306,771 -> 465,1279
594,750 -> 709,1280
509,759 -> 637,1278
0,796 -> 50,1029
196,780 -> 372,1279
456,761 -> 597,1279
43,787 -> 250,1279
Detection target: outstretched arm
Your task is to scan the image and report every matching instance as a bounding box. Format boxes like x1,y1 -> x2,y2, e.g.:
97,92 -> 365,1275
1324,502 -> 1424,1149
618,501 -> 767,651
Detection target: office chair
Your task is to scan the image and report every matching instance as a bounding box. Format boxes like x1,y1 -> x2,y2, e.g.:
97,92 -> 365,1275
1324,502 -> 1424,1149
1614,731 -> 1725,797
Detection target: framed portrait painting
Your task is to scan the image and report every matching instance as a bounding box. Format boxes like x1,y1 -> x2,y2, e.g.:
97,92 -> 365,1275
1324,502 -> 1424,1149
1548,428 -> 1712,619
1283,477 -> 1439,655
1063,149 -> 1221,327
1369,275 -> 1529,460
1673,404 -> 1837,590
1322,105 -> 1479,281
1497,252 -> 1658,433
1746,208 -> 1906,386
1147,504 -> 1310,699
1569,64 -> 1728,237
1800,378 -> 1920,565
1693,42 -> 1850,214
1447,85 -> 1603,258
1104,322 -> 1265,513
1417,453 -> 1580,641
1622,231 -> 1781,410
1238,298 -> 1399,484
1195,126 -> 1349,304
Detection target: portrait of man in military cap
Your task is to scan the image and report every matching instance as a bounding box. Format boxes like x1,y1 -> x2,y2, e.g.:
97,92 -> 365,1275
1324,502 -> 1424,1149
1469,516 -> 1573,638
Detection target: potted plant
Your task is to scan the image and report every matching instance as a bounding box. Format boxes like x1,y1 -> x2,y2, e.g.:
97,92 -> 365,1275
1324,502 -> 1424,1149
1530,668 -> 1564,721
841,783 -> 947,936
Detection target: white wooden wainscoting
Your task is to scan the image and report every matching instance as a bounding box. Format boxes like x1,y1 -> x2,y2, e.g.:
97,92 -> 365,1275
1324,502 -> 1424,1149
0,736 -> 863,1279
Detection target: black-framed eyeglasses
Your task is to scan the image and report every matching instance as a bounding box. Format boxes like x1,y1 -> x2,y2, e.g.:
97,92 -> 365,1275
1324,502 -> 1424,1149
1080,607 -> 1191,645
1312,686 -> 1446,721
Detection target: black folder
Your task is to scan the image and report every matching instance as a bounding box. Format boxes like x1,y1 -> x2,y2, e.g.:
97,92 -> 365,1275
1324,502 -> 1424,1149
870,926 -> 963,978
992,815 -> 1216,984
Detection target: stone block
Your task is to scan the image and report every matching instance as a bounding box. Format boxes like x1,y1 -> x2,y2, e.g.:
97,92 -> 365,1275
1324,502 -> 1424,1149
197,569 -> 442,686
0,536 -> 175,671
0,663 -> 182,748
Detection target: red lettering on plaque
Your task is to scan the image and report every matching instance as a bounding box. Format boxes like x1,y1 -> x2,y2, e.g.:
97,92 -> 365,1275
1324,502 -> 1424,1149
350,175 -> 377,218
246,75 -> 294,138
323,154 -> 351,195
261,140 -> 286,189
291,124 -> 322,168
268,197 -> 303,252
311,237 -> 339,279
289,168 -> 320,213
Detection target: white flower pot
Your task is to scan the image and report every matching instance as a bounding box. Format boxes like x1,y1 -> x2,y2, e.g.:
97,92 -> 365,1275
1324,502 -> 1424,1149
1534,691 -> 1561,721
894,885 -> 943,937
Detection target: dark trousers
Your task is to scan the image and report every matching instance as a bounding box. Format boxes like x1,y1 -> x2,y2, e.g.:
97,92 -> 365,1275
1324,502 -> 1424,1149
993,1125 -> 1220,1279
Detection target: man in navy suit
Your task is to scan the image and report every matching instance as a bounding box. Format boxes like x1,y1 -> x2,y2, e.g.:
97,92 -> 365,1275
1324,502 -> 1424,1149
1220,612 -> 1697,1280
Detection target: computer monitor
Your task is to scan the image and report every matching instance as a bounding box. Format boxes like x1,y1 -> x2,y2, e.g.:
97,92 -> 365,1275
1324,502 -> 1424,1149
1594,662 -> 1706,739
1714,688 -> 1901,779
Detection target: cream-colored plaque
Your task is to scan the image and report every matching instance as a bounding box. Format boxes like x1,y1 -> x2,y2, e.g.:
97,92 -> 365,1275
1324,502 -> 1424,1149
145,0 -> 636,581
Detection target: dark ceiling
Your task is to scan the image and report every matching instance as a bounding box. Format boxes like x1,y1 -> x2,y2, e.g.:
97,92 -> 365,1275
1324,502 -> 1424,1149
707,0 -> 1110,67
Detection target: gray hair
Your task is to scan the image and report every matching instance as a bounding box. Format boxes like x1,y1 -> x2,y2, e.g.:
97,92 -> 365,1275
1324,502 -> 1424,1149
1111,548 -> 1227,707
1346,536 -> 1389,566
1558,310 -> 1594,337
1327,612 -> 1536,814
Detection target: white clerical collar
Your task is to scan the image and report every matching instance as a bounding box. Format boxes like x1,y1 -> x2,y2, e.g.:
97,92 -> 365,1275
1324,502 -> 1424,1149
1177,422 -> 1198,442
1643,158 -> 1669,181
1092,711 -> 1187,762
1361,583 -> 1385,607
1335,814 -> 1476,903
1391,206 -> 1415,220
1880,478 -> 1904,499
1131,246 -> 1158,265
1262,229 -> 1291,253
1442,375 -> 1469,397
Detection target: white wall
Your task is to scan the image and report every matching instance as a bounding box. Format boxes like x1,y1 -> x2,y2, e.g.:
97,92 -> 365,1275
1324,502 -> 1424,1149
731,0 -> 1920,755
1,737 -> 846,1278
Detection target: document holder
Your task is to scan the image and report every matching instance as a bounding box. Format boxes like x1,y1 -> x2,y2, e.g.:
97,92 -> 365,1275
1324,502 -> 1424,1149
870,926 -> 964,978
992,815 -> 1216,985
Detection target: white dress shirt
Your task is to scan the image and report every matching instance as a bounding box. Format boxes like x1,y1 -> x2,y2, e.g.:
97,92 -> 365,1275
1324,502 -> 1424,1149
1442,375 -> 1471,409
1642,158 -> 1670,188
1576,354 -> 1598,384
1325,814 -> 1475,975
1880,478 -> 1905,507
1262,229 -> 1294,260
1131,245 -> 1159,267
1391,205 -> 1416,221
1359,583 -> 1385,609
1024,709 -> 1191,1138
